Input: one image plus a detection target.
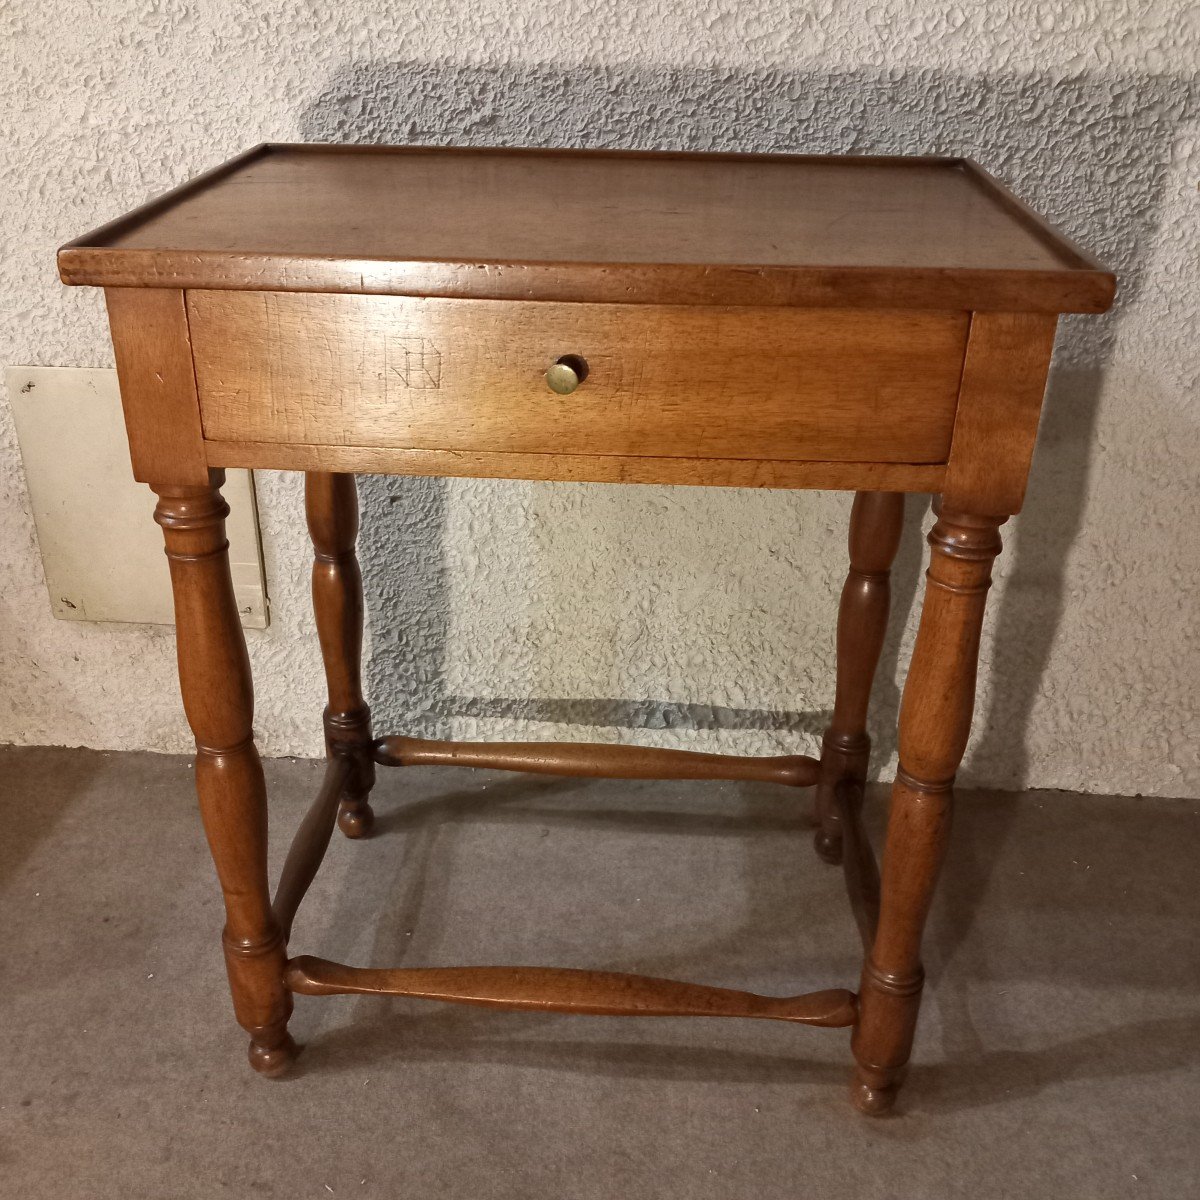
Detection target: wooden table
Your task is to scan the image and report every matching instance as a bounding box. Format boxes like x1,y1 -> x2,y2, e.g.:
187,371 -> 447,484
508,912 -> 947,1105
60,145 -> 1114,1114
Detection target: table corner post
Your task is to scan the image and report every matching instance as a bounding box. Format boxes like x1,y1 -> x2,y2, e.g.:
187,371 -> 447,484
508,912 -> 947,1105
850,501 -> 1005,1114
304,470 -> 376,839
154,470 -> 296,1077
814,490 -> 906,865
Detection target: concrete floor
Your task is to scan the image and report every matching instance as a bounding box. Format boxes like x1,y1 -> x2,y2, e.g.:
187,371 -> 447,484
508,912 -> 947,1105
0,745 -> 1197,1199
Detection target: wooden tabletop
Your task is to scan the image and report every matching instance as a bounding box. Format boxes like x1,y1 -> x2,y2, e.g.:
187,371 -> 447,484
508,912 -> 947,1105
59,144 -> 1113,312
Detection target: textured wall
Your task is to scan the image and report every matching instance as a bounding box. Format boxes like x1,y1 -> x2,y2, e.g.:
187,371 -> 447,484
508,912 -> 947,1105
1,3 -> 1196,797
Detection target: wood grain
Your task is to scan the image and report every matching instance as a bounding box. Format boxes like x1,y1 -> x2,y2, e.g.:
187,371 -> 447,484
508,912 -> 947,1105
943,312 -> 1059,515
272,756 -> 351,942
285,956 -> 859,1027
189,293 -> 968,464
205,440 -> 947,492
60,146 -> 1115,312
374,736 -> 820,788
154,474 -> 295,1076
62,145 -> 1117,1111
305,472 -> 375,838
959,160 -> 1111,276
813,492 -> 905,863
850,508 -> 1004,1114
105,288 -> 208,485
837,779 -> 882,953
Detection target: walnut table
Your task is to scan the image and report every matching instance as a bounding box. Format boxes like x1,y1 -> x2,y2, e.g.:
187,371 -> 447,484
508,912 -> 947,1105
59,145 -> 1114,1114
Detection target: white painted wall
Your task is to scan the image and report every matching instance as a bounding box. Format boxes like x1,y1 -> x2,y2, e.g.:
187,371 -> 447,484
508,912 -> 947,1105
1,2 -> 1196,796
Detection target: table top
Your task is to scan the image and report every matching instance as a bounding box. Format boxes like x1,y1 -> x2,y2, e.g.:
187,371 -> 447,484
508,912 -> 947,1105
59,144 -> 1113,312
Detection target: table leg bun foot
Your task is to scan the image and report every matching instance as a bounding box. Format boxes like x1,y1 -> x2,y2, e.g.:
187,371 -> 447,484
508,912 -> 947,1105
850,1068 -> 901,1116
337,794 -> 375,839
248,1028 -> 299,1078
814,827 -> 843,865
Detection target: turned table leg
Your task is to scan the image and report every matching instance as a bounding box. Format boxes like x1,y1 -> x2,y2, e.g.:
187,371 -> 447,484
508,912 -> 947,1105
814,491 -> 905,864
155,473 -> 296,1075
305,472 -> 376,838
851,506 -> 1003,1114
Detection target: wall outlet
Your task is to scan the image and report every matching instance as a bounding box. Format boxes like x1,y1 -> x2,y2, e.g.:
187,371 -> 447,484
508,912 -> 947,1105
7,366 -> 269,628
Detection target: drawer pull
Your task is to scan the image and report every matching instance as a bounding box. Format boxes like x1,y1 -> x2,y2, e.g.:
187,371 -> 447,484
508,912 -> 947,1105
545,355 -> 588,395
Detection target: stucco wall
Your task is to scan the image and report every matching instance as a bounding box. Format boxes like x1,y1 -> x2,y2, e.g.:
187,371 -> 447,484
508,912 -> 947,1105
1,3 -> 1196,797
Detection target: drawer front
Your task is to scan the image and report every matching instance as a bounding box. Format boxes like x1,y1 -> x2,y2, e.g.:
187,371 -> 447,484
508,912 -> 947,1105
188,292 -> 968,464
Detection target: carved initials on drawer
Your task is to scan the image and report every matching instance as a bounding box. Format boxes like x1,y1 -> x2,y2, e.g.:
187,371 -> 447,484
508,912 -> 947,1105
187,291 -> 970,464
388,336 -> 441,390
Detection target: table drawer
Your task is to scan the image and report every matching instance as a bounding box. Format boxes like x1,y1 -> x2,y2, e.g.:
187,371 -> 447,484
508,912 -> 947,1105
188,292 -> 969,464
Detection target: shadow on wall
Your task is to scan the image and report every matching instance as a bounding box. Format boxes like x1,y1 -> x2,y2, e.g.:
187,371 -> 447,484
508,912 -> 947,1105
298,65 -> 1195,787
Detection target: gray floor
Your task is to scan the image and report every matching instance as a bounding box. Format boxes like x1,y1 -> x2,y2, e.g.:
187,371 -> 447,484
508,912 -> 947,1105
1,746 -> 1197,1199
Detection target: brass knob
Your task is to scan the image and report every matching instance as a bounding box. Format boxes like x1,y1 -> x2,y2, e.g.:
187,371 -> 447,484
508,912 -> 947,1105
545,355 -> 588,395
